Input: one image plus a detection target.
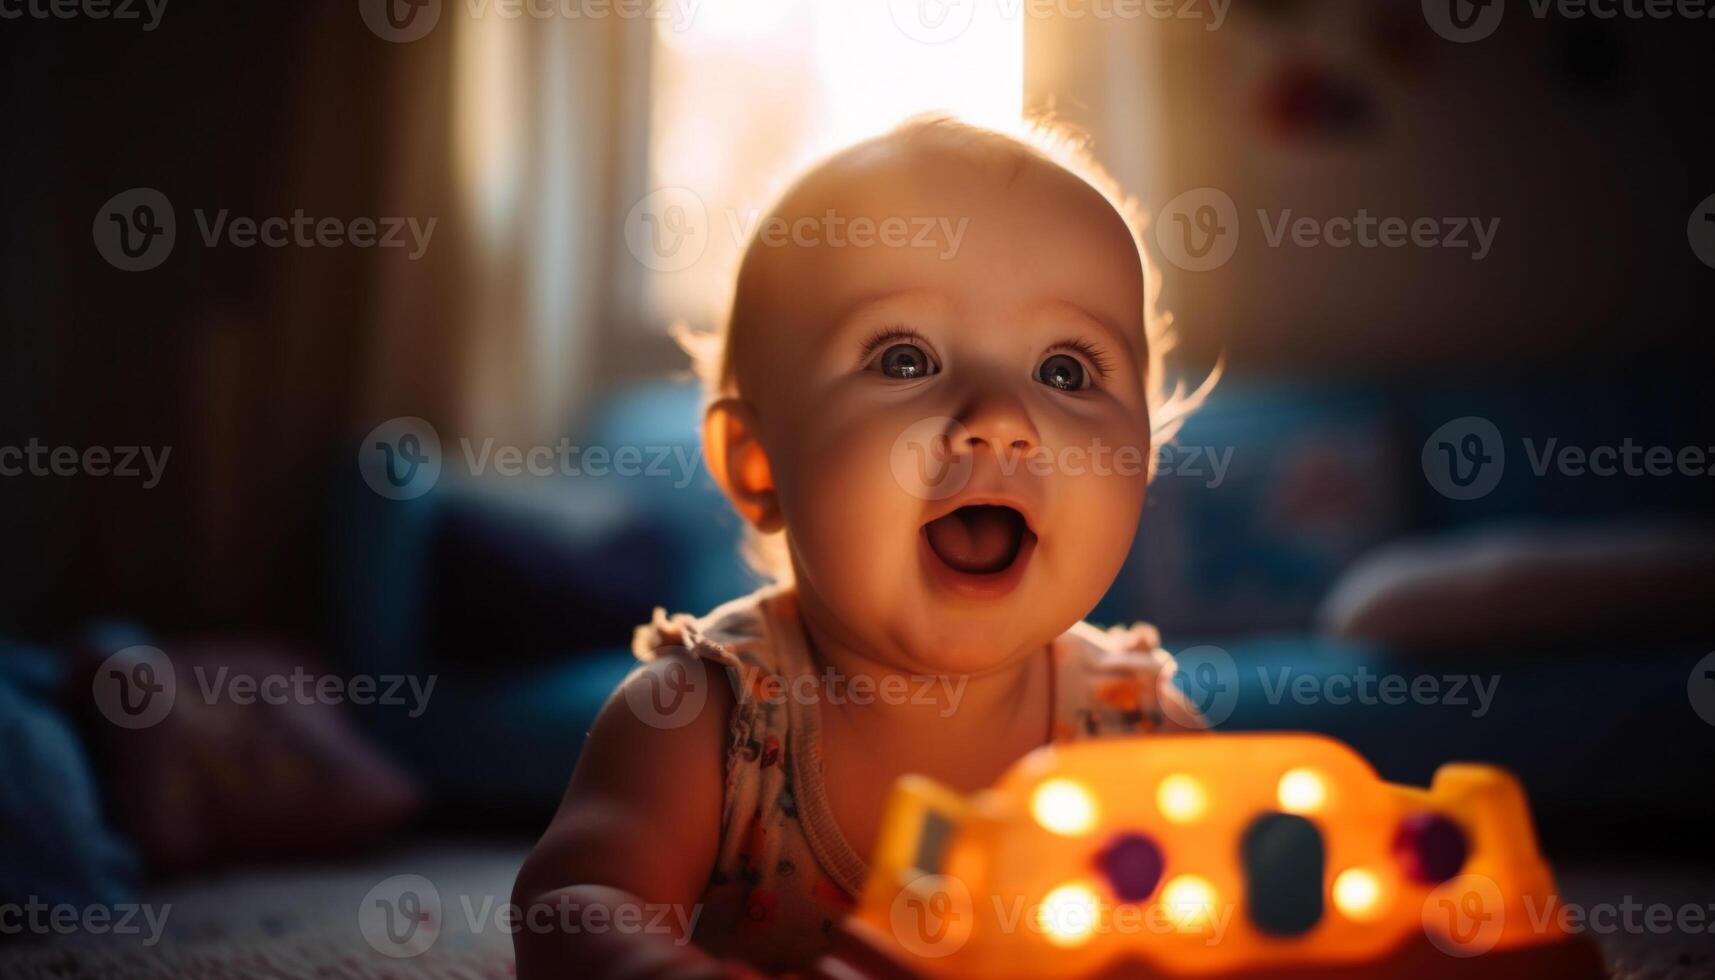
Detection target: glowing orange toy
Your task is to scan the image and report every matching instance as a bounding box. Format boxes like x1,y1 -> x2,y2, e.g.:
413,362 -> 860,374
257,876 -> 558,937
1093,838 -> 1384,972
814,733 -> 1604,979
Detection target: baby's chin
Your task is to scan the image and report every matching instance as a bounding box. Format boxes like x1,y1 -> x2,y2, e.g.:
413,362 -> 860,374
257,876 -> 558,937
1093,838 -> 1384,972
888,611 -> 1069,679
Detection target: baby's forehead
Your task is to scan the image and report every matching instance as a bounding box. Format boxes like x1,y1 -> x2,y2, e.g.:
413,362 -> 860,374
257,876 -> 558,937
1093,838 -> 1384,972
781,127 -> 1121,236
729,128 -> 1145,359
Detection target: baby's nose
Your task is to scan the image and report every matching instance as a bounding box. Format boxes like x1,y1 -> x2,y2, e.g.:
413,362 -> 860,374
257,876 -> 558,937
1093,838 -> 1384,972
956,388 -> 1039,456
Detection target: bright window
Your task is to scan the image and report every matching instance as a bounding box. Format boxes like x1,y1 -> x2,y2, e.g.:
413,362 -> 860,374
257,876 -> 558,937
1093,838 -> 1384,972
643,0 -> 1025,326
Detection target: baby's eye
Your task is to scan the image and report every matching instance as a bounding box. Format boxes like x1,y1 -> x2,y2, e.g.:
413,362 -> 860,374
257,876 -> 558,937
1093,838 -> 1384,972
875,342 -> 937,380
1036,353 -> 1090,391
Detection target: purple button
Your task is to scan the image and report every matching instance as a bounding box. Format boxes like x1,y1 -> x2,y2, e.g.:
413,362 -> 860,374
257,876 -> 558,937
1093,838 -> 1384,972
1394,812 -> 1468,884
1096,832 -> 1165,902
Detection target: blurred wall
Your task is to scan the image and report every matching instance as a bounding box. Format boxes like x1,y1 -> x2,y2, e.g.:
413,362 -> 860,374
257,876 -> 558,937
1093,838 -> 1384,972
1029,0 -> 1715,376
3,1 -> 1711,641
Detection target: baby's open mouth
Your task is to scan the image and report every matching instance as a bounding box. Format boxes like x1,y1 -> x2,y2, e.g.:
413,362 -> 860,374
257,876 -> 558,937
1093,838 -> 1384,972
923,504 -> 1032,576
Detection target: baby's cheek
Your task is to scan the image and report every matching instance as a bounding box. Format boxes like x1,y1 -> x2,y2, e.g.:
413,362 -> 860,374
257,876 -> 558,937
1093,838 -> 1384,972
1050,442 -> 1150,563
782,417 -> 921,563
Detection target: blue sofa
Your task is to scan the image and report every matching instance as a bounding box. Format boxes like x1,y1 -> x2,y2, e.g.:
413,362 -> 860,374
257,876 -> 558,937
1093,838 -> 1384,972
328,373 -> 1715,854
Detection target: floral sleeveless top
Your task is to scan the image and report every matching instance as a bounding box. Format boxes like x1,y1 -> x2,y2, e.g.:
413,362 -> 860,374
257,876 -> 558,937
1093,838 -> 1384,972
631,586 -> 1200,975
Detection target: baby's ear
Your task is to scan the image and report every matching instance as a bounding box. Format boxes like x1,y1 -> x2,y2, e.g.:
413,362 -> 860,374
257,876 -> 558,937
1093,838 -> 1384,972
703,398 -> 783,533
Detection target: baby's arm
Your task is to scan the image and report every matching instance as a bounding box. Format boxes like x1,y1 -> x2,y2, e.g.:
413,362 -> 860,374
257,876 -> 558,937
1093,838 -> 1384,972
513,650 -> 757,980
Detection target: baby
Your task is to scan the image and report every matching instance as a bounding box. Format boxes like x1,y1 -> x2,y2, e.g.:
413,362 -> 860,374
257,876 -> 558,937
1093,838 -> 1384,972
515,117 -> 1211,979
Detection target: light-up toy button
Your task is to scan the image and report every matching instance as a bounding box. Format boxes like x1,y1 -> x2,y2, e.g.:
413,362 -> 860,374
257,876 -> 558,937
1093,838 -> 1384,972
1031,779 -> 1099,837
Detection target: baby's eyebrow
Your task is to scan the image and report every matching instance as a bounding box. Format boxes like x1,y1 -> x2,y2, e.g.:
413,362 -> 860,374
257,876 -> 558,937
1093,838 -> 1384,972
829,287 -> 953,335
1037,299 -> 1140,359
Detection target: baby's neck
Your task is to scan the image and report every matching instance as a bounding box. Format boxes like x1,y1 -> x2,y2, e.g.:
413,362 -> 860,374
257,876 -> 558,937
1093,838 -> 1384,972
791,589 -> 1053,754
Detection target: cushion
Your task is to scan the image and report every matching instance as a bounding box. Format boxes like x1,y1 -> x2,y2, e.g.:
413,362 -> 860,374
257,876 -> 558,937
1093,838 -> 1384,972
1100,382 -> 1407,633
1318,520 -> 1715,650
78,638 -> 421,876
0,641 -> 139,905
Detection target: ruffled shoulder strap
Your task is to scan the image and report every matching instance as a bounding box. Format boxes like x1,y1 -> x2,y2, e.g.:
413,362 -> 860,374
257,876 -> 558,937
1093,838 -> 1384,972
631,586 -> 792,676
628,586 -> 811,758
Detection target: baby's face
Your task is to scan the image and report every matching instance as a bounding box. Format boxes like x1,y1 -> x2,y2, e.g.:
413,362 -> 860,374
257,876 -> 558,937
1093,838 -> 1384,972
731,140 -> 1152,675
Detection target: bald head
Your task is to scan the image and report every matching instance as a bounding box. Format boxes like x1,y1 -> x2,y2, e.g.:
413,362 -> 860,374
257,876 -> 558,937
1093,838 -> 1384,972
717,118 -> 1146,400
